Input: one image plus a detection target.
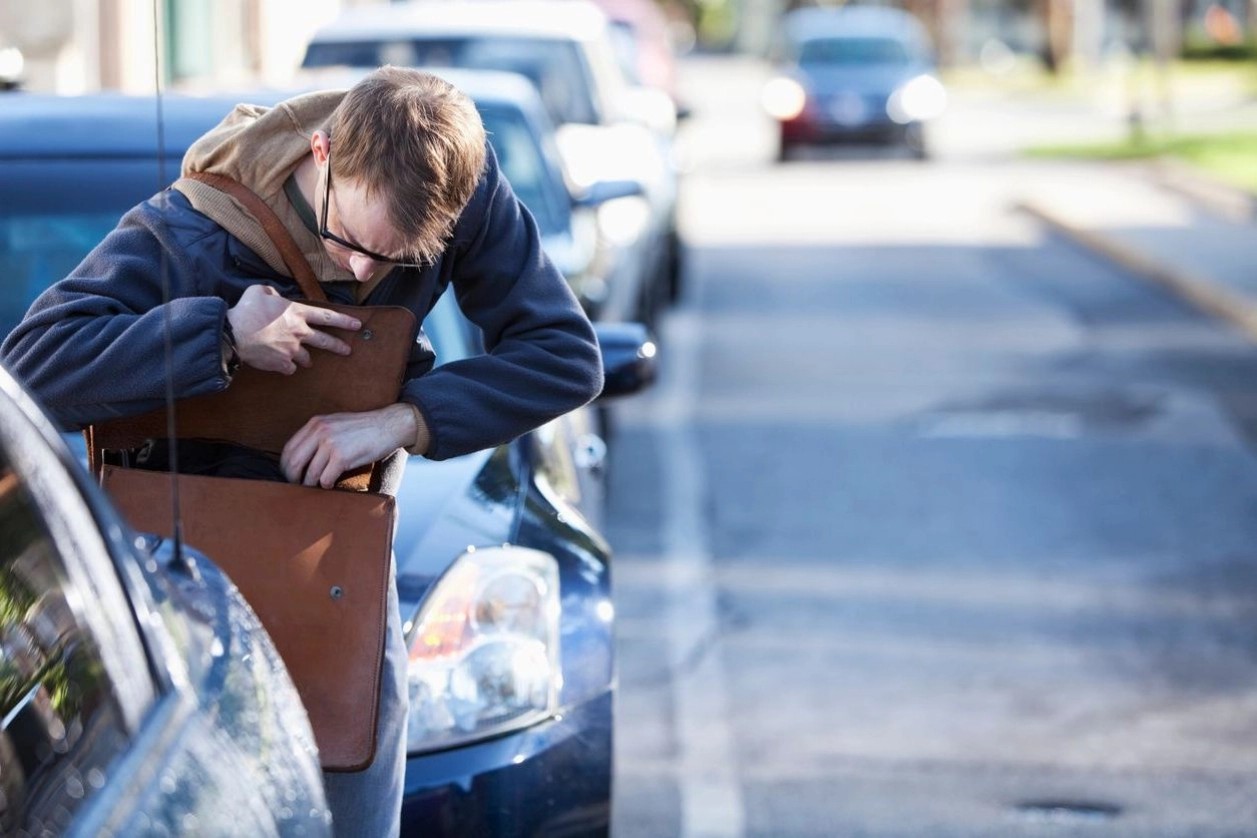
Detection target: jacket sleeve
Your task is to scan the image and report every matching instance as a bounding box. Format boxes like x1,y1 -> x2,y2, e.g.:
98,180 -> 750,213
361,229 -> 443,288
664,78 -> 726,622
400,146 -> 604,461
0,195 -> 231,428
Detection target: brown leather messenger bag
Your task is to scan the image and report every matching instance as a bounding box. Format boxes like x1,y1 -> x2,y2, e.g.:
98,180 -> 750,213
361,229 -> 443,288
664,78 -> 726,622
90,171 -> 417,772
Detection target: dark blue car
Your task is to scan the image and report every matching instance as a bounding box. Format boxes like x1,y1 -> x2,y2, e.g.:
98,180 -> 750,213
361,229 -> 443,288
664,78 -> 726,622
0,87 -> 654,836
762,6 -> 947,161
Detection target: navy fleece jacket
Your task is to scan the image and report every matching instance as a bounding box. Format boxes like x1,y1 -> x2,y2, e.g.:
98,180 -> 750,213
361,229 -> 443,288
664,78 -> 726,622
0,144 -> 603,462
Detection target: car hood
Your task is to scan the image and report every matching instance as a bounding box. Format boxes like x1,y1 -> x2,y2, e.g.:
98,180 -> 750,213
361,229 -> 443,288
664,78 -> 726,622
391,446 -> 521,619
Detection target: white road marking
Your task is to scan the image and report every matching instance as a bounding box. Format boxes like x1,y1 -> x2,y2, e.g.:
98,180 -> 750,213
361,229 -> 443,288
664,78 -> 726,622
657,309 -> 746,838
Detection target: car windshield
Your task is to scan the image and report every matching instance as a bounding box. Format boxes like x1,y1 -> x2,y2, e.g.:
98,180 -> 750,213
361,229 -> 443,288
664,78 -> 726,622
478,106 -> 566,237
797,37 -> 911,66
304,37 -> 598,126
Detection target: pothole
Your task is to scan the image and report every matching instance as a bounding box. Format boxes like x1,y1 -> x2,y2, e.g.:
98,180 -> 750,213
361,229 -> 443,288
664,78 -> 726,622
1014,800 -> 1123,824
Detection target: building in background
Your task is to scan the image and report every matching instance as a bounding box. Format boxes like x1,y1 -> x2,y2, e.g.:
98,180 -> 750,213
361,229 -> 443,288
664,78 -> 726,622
0,0 -> 371,94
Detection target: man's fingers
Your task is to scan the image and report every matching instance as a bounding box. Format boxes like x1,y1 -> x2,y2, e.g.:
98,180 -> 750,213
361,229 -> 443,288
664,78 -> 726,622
293,347 -> 312,369
295,303 -> 361,332
302,330 -> 352,356
318,458 -> 344,490
304,449 -> 332,488
281,429 -> 317,483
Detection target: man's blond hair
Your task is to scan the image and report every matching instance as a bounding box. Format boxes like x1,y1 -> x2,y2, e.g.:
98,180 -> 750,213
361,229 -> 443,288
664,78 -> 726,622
328,66 -> 486,265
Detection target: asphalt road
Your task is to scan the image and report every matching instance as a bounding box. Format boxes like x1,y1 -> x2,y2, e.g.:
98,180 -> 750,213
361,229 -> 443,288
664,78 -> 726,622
606,56 -> 1257,837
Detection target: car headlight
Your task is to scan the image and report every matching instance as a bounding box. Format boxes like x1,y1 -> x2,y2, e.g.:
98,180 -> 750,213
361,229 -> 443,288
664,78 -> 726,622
406,545 -> 562,753
887,74 -> 947,123
761,77 -> 807,120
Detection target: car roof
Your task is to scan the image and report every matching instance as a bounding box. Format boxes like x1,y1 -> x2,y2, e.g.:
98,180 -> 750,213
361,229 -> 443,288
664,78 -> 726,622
782,6 -> 930,45
416,68 -> 548,114
0,68 -> 550,159
309,0 -> 610,44
291,64 -> 547,114
0,91 -> 286,158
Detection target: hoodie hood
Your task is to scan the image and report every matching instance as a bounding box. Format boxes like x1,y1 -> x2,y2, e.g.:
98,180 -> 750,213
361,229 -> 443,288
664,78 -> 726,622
173,91 -> 355,284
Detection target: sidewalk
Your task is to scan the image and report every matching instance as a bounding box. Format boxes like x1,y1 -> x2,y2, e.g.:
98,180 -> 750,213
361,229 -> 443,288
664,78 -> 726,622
1017,163 -> 1257,339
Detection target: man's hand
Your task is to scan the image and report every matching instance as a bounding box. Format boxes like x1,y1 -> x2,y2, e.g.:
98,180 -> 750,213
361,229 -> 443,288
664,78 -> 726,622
227,284 -> 362,374
281,403 -> 419,488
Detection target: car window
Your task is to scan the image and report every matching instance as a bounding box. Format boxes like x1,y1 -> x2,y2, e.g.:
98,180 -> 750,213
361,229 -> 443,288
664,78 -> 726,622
797,37 -> 911,66
304,37 -> 599,126
479,106 -> 566,237
424,288 -> 475,366
606,21 -> 642,85
0,424 -> 153,834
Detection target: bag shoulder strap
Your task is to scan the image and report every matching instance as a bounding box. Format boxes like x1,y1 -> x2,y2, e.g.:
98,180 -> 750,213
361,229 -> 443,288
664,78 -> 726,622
184,171 -> 327,303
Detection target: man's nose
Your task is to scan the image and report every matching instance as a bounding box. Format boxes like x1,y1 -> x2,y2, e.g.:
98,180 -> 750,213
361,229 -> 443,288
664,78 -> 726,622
348,253 -> 378,283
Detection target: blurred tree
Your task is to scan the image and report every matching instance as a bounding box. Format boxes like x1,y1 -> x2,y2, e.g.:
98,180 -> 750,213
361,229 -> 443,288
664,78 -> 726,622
902,0 -> 967,67
1037,0 -> 1074,73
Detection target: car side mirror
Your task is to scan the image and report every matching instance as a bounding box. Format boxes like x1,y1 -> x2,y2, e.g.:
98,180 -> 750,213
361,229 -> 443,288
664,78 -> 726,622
595,322 -> 657,400
573,178 -> 645,208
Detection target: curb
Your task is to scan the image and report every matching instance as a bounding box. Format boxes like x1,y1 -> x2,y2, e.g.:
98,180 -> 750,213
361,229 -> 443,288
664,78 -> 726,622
1016,199 -> 1257,343
1145,158 -> 1257,224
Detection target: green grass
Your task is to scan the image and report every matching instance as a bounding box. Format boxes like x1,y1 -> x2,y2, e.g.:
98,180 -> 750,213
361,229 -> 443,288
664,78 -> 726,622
1026,130 -> 1257,193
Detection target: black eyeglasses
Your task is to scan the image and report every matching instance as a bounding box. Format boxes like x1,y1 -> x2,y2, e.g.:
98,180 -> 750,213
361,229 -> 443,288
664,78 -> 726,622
319,150 -> 425,270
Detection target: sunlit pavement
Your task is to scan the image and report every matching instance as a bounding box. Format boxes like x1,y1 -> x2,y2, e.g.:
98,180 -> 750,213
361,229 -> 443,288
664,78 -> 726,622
607,54 -> 1257,837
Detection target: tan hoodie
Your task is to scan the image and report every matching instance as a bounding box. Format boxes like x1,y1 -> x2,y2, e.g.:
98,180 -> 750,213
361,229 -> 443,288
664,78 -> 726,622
173,91 -> 356,286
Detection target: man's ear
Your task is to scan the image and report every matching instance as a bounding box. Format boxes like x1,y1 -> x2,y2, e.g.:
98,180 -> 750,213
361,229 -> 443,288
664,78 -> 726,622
310,130 -> 330,166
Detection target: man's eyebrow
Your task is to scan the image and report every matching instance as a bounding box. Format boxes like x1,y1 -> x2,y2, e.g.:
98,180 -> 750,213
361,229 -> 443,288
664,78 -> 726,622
332,191 -> 402,258
331,196 -> 372,249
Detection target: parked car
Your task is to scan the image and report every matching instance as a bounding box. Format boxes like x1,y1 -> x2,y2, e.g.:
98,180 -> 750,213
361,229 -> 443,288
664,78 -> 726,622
0,91 -> 658,836
0,362 -> 331,836
763,6 -> 947,161
432,68 -> 653,325
303,0 -> 684,314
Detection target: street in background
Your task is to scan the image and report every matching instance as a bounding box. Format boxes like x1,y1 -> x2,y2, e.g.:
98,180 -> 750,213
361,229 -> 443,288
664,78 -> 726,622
609,42 -> 1257,838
